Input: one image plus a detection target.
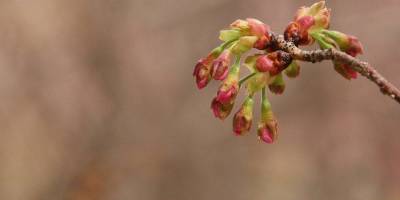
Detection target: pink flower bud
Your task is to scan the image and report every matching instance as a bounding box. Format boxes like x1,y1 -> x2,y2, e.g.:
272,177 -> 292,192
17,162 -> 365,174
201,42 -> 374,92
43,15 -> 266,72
256,51 -> 292,75
320,30 -> 364,57
320,30 -> 364,79
334,63 -> 358,80
212,57 -> 240,104
216,83 -> 239,104
258,92 -> 278,143
257,120 -> 278,144
256,55 -> 274,72
253,35 -> 270,50
193,55 -> 213,89
233,97 -> 254,135
296,16 -> 315,30
295,1 -> 330,30
211,50 -> 232,80
247,18 -> 268,37
211,97 -> 234,120
193,47 -> 223,89
345,36 -> 363,57
258,126 -> 273,144
247,18 -> 272,50
285,1 -> 330,45
336,35 -> 363,79
334,36 -> 362,79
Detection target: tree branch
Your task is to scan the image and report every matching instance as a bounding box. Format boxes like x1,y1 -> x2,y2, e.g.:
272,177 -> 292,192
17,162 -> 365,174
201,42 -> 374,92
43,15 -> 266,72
271,34 -> 400,104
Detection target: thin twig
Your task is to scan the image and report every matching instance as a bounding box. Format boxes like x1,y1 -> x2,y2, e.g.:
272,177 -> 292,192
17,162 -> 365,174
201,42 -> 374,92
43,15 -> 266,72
271,33 -> 400,104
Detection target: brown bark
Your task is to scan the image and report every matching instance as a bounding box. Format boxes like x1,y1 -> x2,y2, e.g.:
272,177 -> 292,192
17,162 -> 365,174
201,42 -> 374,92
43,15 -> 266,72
272,34 -> 400,104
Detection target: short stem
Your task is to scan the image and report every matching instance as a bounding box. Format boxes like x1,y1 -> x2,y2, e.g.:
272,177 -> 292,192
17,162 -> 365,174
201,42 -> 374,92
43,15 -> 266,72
222,39 -> 237,49
239,72 -> 257,86
262,87 -> 266,101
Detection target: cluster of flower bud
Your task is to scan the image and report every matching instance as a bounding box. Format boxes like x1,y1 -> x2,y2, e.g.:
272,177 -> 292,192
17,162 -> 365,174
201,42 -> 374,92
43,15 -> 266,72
313,29 -> 364,79
193,1 -> 364,143
283,1 -> 363,79
284,1 -> 330,45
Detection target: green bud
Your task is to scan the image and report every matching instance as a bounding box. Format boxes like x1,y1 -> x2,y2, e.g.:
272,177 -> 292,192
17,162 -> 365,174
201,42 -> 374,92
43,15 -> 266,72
231,36 -> 258,55
320,30 -> 349,49
219,29 -> 242,42
310,31 -> 335,49
284,60 -> 300,78
268,73 -> 285,94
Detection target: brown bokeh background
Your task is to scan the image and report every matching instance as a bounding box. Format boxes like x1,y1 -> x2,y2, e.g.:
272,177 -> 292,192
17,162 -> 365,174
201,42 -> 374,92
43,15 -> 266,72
0,0 -> 399,199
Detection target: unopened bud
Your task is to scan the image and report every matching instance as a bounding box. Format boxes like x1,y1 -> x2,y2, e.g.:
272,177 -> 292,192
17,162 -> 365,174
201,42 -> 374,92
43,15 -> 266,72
268,73 -> 286,94
211,97 -> 234,120
211,50 -> 232,80
231,36 -> 258,55
284,61 -> 301,78
233,96 -> 254,135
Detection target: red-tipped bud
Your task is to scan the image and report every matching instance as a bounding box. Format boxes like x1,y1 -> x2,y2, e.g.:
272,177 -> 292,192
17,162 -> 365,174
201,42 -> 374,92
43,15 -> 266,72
256,55 -> 274,72
216,83 -> 239,104
253,35 -> 270,50
320,30 -> 364,79
233,96 -> 254,135
193,56 -> 213,89
211,57 -> 240,120
211,97 -> 234,120
345,36 -> 363,57
284,61 -> 301,78
334,63 -> 358,80
284,18 -> 315,45
255,51 -> 292,75
258,91 -> 278,143
285,1 -> 330,45
257,119 -> 278,144
320,30 -> 363,57
247,18 -> 272,50
215,58 -> 240,104
268,73 -> 286,94
211,50 -> 232,80
193,47 -> 223,89
247,18 -> 268,37
295,1 -> 330,30
296,16 -> 315,30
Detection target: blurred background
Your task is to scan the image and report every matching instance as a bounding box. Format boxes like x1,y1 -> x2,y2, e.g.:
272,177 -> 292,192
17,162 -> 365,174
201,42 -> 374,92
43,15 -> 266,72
0,0 -> 399,199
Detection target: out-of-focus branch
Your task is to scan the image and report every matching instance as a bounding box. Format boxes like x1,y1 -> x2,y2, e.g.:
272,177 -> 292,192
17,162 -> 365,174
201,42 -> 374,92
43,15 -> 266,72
272,34 -> 400,104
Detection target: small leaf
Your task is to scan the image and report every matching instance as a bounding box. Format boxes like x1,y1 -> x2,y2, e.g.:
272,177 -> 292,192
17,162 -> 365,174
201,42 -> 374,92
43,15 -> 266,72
219,29 -> 241,42
310,31 -> 335,49
284,60 -> 300,78
231,36 -> 258,55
